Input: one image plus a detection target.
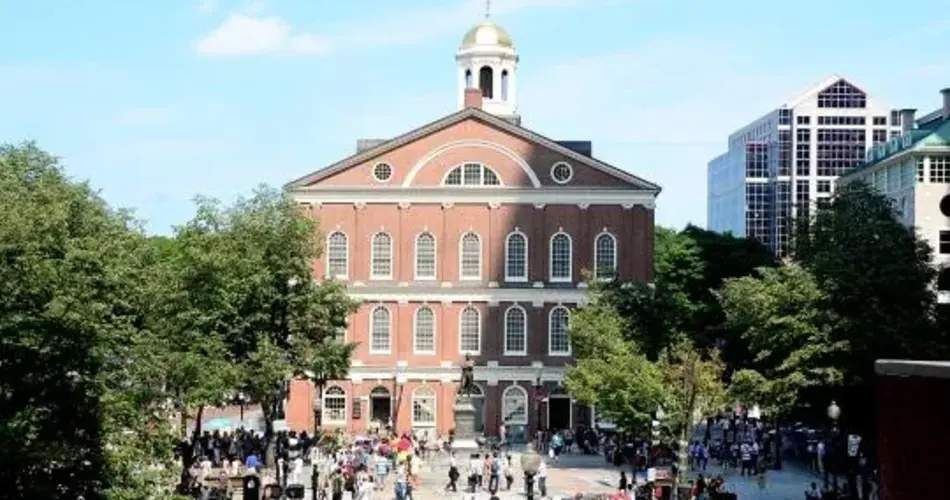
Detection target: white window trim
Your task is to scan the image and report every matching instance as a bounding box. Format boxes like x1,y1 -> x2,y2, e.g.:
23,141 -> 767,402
414,231 -> 438,281
547,305 -> 572,356
501,385 -> 529,425
369,305 -> 392,355
325,231 -> 349,280
504,230 -> 529,282
440,162 -> 505,187
413,305 -> 437,355
548,231 -> 573,283
411,387 -> 437,427
503,305 -> 528,356
593,231 -> 618,281
321,386 -> 348,425
372,162 -> 394,183
458,231 -> 483,281
370,231 -> 393,280
550,161 -> 574,184
458,305 -> 482,355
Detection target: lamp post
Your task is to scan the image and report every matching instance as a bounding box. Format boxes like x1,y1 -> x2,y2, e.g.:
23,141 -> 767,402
236,392 -> 247,428
827,400 -> 842,492
651,405 -> 664,468
521,443 -> 543,500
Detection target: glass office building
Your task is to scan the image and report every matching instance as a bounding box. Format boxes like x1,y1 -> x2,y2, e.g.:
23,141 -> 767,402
706,75 -> 902,256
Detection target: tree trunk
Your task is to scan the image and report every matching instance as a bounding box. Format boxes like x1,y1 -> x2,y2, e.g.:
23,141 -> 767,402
263,400 -> 277,467
176,405 -> 204,493
674,356 -> 699,500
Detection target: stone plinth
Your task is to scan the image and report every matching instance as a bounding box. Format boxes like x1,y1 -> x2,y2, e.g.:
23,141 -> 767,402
452,394 -> 479,451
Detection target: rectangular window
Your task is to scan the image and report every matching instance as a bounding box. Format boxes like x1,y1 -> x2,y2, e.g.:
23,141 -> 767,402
940,230 -> 950,254
796,115 -> 810,125
929,156 -> 950,184
817,180 -> 832,193
917,157 -> 926,182
873,116 -> 887,126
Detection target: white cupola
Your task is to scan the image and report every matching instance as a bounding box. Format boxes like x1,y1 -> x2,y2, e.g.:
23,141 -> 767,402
456,15 -> 519,124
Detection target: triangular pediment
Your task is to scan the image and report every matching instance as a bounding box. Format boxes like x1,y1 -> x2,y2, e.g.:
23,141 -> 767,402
284,108 -> 660,192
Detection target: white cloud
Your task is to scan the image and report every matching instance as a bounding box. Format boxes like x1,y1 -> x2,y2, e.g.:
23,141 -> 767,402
195,12 -> 331,56
194,0 -> 599,57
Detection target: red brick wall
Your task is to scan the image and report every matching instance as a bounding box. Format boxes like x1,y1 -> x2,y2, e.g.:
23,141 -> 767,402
876,374 -> 950,500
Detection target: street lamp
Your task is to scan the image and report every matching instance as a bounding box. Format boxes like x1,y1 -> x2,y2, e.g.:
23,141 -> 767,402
827,400 -> 842,491
651,405 -> 664,468
521,442 -> 543,500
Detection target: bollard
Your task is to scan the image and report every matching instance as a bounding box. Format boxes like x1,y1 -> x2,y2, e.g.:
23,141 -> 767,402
243,474 -> 261,500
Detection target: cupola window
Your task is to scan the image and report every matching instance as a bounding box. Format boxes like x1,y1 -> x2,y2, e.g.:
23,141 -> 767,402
465,69 -> 473,89
479,66 -> 494,99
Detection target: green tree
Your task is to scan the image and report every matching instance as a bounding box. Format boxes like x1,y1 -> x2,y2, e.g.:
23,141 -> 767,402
656,337 -> 727,444
595,226 -> 774,361
0,143 -> 180,499
719,264 -> 845,468
182,188 -> 358,465
720,265 -> 844,416
564,296 -> 664,432
794,181 -> 943,393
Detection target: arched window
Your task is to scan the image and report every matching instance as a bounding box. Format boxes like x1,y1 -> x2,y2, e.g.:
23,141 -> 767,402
594,232 -> 618,280
322,386 -> 347,424
459,232 -> 482,280
326,231 -> 348,278
548,306 -> 571,355
370,306 -> 391,354
501,70 -> 509,101
549,232 -> 573,282
504,305 -> 527,355
413,306 -> 436,354
502,385 -> 528,425
443,163 -> 501,186
371,232 -> 393,279
479,66 -> 493,99
459,306 -> 481,354
412,386 -> 437,427
505,231 -> 528,282
415,232 -> 437,279
465,69 -> 473,89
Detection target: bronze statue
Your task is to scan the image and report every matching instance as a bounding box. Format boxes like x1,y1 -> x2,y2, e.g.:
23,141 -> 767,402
458,354 -> 475,397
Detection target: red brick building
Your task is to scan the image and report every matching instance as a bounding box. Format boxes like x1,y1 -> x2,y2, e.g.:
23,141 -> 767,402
282,18 -> 660,441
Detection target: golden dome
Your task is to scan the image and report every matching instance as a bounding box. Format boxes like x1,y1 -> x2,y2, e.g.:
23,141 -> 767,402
460,19 -> 514,50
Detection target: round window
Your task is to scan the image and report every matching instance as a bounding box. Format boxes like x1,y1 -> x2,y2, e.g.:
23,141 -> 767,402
940,194 -> 950,217
551,162 -> 573,184
373,163 -> 393,182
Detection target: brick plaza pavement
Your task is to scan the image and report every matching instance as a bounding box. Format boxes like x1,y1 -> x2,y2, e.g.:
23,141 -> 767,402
342,449 -> 818,500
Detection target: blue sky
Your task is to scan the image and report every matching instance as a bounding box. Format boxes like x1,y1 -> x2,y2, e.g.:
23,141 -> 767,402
2,0 -> 950,234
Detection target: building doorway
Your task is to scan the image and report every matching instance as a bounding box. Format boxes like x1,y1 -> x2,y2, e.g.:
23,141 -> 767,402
548,397 -> 572,431
370,386 -> 391,425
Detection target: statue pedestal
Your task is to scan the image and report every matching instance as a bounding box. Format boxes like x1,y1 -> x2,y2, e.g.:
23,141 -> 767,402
452,395 -> 479,451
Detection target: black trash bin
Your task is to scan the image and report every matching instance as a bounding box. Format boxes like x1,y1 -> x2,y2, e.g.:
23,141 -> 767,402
243,474 -> 261,500
285,483 -> 306,499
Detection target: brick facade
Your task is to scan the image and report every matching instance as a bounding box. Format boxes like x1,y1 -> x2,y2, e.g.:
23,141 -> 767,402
284,109 -> 658,440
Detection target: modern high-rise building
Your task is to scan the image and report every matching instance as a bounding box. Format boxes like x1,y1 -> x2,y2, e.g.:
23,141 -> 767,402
838,88 -> 950,303
707,75 -> 903,256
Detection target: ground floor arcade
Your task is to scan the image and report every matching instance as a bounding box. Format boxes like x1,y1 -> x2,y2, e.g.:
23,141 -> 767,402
284,364 -> 595,438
